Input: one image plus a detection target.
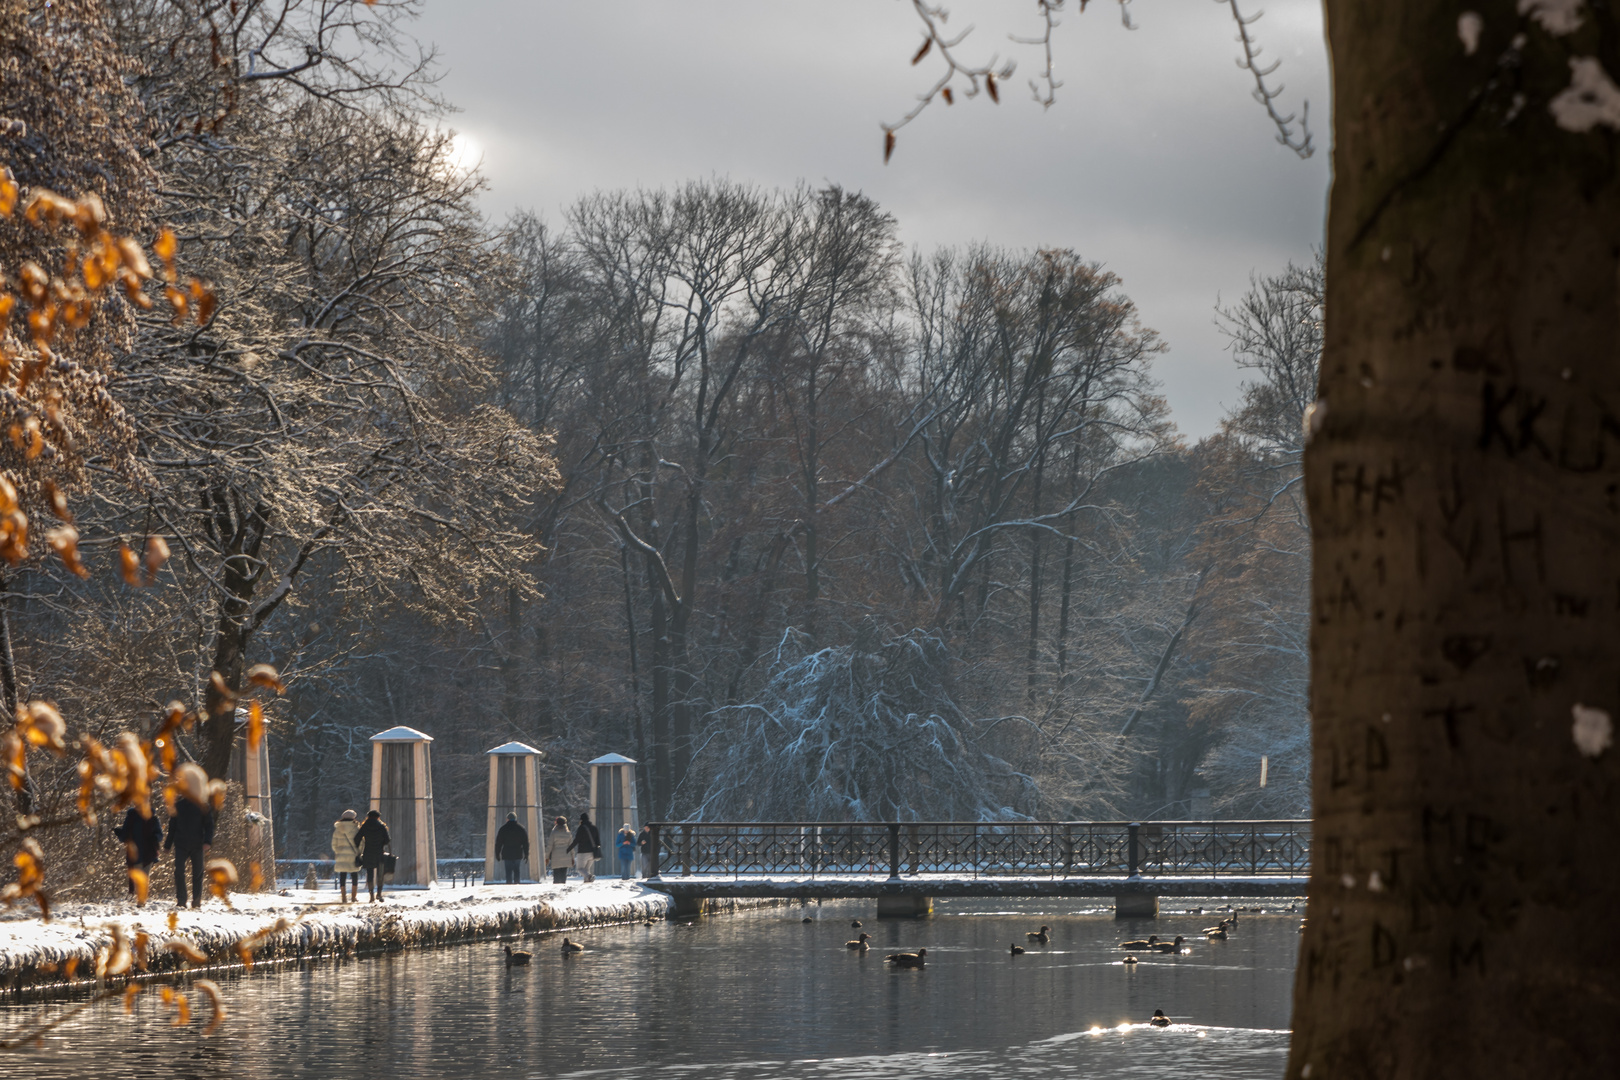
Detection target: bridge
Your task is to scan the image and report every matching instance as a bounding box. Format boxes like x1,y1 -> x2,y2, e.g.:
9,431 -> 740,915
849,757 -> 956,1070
645,819 -> 1311,918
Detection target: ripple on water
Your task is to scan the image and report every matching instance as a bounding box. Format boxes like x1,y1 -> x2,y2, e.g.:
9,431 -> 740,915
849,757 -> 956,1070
562,1026 -> 1290,1080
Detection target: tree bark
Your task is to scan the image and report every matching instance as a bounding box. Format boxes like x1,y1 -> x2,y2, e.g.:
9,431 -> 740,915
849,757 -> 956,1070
1292,7 -> 1620,1077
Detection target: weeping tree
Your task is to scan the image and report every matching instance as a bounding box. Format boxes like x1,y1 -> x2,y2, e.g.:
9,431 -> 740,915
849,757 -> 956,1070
693,627 -> 1029,821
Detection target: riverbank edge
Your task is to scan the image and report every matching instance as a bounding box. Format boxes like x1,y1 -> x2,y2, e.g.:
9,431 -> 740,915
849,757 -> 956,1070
1,886 -> 790,1001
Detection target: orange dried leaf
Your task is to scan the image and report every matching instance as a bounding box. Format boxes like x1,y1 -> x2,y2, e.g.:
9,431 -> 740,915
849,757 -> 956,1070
172,761 -> 210,808
129,867 -> 150,908
0,176 -> 17,217
20,700 -> 67,752
189,278 -> 216,325
143,535 -> 170,583
209,670 -> 236,707
122,983 -> 142,1013
986,73 -> 999,103
167,910 -> 179,933
884,130 -> 896,165
195,978 -> 225,1035
171,992 -> 191,1027
165,939 -> 208,964
246,664 -> 285,695
119,542 -> 141,586
912,37 -> 932,65
247,700 -> 264,753
43,481 -> 71,524
64,955 -> 79,978
46,525 -> 90,578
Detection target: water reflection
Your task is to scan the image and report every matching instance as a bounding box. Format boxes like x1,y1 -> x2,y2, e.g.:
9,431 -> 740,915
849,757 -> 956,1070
2,898 -> 1297,1079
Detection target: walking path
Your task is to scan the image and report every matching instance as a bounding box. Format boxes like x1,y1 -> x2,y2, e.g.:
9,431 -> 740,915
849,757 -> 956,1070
1,880 -> 676,994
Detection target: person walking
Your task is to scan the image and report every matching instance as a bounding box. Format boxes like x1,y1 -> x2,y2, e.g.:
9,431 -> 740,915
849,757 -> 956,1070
114,806 -> 163,897
164,797 -> 215,909
637,823 -> 654,878
566,811 -> 602,883
331,809 -> 361,902
615,823 -> 636,880
494,811 -> 530,885
355,809 -> 391,902
546,816 -> 572,884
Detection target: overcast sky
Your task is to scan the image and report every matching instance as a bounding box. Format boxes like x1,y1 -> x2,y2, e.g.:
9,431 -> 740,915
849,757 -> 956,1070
409,1 -> 1330,439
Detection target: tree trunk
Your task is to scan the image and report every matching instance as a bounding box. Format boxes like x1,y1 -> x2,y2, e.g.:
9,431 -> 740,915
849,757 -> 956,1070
1292,7 -> 1620,1077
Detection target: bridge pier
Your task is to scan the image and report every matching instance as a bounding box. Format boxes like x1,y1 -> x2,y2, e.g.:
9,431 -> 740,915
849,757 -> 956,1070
876,894 -> 932,918
1113,893 -> 1159,919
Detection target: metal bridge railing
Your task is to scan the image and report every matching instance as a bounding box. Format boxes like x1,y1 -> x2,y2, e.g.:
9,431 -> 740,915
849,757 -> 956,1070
644,820 -> 1310,881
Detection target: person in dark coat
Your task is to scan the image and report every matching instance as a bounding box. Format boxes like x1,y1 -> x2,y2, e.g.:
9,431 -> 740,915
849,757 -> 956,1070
565,811 -> 602,883
114,807 -> 163,896
494,812 -> 530,885
355,809 -> 391,902
164,798 -> 215,909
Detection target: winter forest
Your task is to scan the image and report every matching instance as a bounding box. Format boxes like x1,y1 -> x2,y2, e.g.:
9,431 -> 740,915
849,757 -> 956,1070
0,0 -> 1318,888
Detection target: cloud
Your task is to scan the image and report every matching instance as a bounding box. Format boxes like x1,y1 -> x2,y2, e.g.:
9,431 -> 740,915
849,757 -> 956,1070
411,0 -> 1329,438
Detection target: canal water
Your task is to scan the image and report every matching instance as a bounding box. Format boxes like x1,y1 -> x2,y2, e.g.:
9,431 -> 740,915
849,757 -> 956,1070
2,898 -> 1299,1078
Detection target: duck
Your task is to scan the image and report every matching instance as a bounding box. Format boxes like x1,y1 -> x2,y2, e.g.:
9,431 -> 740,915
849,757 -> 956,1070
560,937 -> 584,954
1122,955 -> 1139,965
846,932 -> 871,951
1201,919 -> 1231,935
1120,934 -> 1158,950
885,948 -> 926,968
1025,925 -> 1050,943
1205,926 -> 1228,940
851,920 -> 862,928
504,945 -> 532,966
1152,935 -> 1186,953
1009,943 -> 1025,955
643,919 -> 656,927
802,917 -> 815,923
1149,1009 -> 1171,1028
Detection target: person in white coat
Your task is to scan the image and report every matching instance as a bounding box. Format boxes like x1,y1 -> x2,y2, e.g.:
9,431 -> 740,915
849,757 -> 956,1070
546,816 -> 573,885
331,809 -> 361,902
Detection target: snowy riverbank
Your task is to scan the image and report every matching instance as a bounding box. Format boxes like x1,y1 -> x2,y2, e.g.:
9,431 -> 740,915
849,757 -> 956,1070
1,880 -> 684,994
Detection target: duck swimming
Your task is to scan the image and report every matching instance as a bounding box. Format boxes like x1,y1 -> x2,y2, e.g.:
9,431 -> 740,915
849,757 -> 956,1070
1149,1009 -> 1171,1027
504,945 -> 532,966
561,937 -> 584,954
846,932 -> 871,951
885,948 -> 927,968
1205,926 -> 1227,940
1152,935 -> 1185,953
1122,955 -> 1139,965
1025,925 -> 1050,943
1009,943 -> 1025,955
1120,934 -> 1158,950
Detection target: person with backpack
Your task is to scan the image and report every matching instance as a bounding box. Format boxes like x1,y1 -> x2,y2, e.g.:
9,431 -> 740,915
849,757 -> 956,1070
164,797 -> 215,909
494,811 -> 530,884
114,806 -> 163,898
566,811 -> 602,883
615,823 -> 636,879
354,809 -> 391,902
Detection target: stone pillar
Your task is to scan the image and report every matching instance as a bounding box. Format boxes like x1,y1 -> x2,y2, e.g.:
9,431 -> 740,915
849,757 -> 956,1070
877,894 -> 933,918
587,753 -> 639,877
1114,893 -> 1159,918
369,726 -> 437,887
228,711 -> 275,889
485,741 -> 544,884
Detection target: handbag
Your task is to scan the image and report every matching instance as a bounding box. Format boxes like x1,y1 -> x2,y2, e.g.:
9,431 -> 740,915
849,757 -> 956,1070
382,852 -> 398,880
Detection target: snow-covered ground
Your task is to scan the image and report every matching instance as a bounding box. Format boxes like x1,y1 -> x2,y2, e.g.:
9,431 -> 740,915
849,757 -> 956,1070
0,879 -> 673,991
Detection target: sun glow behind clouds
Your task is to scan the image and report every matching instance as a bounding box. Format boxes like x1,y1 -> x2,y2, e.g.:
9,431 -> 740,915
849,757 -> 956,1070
446,132 -> 483,174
